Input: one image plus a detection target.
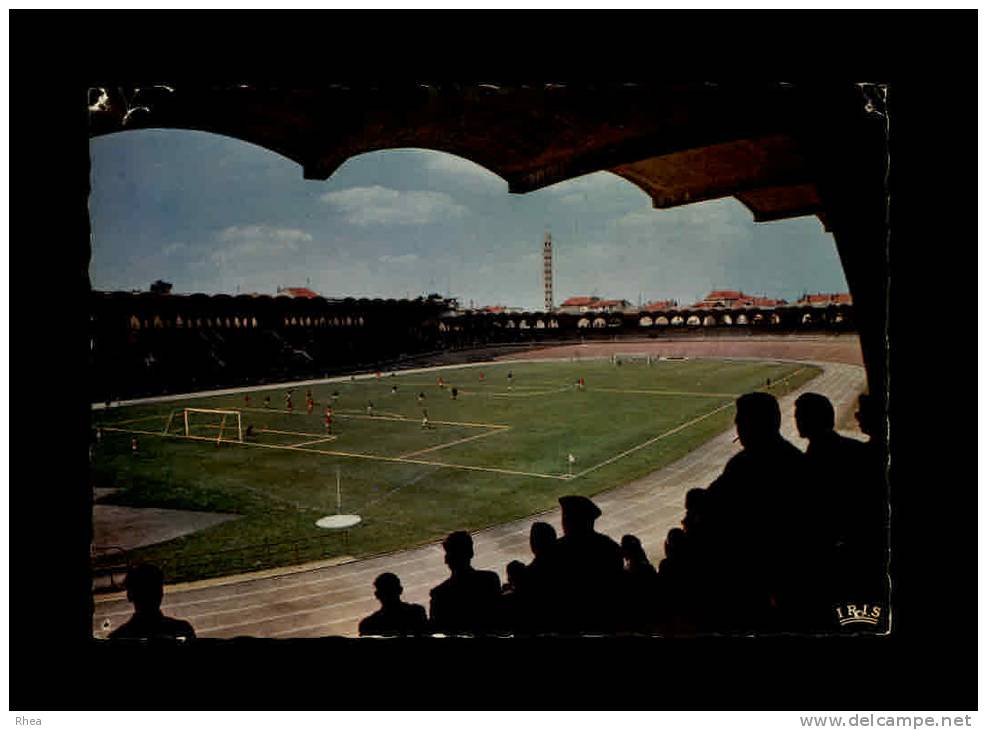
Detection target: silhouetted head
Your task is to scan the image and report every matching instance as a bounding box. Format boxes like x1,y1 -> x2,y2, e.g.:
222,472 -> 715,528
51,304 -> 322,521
621,534 -> 648,565
373,572 -> 403,605
442,531 -> 474,572
855,393 -> 881,439
125,563 -> 164,613
506,560 -> 527,588
664,528 -> 687,560
682,488 -> 708,531
795,392 -> 836,440
559,495 -> 602,536
529,521 -> 557,557
734,392 -> 781,448
684,487 -> 706,514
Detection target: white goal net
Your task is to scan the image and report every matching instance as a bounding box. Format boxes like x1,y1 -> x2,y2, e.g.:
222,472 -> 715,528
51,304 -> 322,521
611,353 -> 656,366
166,408 -> 243,443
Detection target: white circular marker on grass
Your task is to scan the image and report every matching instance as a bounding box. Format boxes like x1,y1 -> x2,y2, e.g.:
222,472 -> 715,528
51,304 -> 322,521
316,514 -> 362,529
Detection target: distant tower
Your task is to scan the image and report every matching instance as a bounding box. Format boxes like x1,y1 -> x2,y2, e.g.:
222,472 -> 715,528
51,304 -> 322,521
542,231 -> 554,312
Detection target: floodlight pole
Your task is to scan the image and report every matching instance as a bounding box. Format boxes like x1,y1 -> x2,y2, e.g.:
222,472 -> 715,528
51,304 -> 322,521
336,468 -> 341,514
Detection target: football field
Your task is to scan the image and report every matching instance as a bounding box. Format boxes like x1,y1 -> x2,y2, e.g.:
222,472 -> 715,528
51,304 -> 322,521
92,357 -> 821,583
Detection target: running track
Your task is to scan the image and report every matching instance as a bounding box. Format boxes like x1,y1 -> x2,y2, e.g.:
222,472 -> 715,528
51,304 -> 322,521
93,336 -> 866,639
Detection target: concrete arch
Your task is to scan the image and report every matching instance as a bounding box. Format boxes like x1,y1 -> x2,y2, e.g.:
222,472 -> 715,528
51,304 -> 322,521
735,314 -> 748,325
505,320 -> 516,329
129,315 -> 141,330
702,315 -> 716,326
670,315 -> 684,326
592,317 -> 607,328
655,315 -> 669,326
519,319 -> 530,329
686,315 -> 701,326
577,317 -> 590,329
535,319 -> 546,329
639,316 -> 653,327
721,313 -> 733,325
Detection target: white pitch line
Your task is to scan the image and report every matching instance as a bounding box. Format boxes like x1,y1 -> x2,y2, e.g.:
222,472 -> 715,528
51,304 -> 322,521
398,428 -> 508,459
239,406 -> 507,430
571,399 -> 737,480
288,436 -> 338,448
101,426 -> 565,481
593,387 -> 739,398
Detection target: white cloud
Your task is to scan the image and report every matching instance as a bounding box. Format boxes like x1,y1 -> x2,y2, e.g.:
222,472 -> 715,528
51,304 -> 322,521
161,241 -> 188,256
211,225 -> 314,265
217,225 -> 313,246
378,253 -> 419,264
421,153 -> 506,192
320,185 -> 468,226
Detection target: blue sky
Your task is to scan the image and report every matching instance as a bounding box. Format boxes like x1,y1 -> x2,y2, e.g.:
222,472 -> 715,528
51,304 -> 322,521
89,129 -> 849,310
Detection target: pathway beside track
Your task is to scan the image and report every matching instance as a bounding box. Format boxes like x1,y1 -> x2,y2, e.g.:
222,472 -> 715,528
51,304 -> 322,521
93,355 -> 866,640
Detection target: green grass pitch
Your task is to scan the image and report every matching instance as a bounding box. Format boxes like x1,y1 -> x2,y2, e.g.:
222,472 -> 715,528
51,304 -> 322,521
92,358 -> 821,583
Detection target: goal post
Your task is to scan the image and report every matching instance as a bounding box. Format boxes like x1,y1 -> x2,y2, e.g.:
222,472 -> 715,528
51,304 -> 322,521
181,408 -> 243,443
613,353 -> 655,366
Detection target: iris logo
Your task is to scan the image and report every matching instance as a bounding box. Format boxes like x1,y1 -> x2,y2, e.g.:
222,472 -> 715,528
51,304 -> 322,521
835,603 -> 882,626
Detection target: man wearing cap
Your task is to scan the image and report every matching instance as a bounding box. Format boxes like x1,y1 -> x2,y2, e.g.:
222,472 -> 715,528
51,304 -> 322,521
429,531 -> 501,635
551,495 -> 624,633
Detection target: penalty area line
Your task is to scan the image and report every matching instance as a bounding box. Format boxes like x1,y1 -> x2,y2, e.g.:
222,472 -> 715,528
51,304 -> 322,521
102,426 -> 565,481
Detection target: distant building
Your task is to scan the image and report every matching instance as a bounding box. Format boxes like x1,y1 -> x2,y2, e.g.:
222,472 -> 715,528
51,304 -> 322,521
693,290 -> 746,309
596,298 -> 632,313
558,296 -> 601,314
797,292 -> 853,306
276,286 -> 321,299
641,299 -> 679,311
149,280 -> 173,295
693,290 -> 788,309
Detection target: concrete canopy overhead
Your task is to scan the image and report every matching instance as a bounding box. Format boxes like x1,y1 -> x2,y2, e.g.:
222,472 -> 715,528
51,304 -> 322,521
88,81 -> 888,399
91,82 -> 840,227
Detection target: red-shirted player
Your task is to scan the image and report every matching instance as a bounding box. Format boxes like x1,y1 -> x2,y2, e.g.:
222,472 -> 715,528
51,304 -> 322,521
324,406 -> 333,434
478,371 -> 484,382
437,376 -> 445,389
244,393 -> 252,406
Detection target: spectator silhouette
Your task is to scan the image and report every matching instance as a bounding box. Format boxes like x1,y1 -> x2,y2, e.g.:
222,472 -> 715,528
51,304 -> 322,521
108,564 -> 196,641
797,392 -> 887,604
429,531 -> 501,635
523,521 -> 558,632
358,572 -> 429,637
681,392 -> 810,633
620,534 -> 660,633
552,495 -> 623,633
498,560 -> 531,635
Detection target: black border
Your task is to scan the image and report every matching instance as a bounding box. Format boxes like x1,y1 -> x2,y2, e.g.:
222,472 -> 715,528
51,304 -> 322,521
9,9 -> 977,711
